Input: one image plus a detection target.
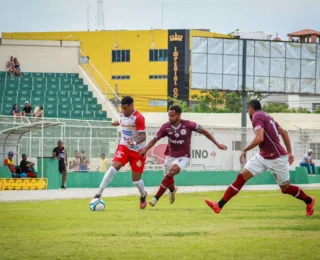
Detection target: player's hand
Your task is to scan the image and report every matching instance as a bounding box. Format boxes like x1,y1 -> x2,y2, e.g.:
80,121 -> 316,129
288,153 -> 294,165
239,150 -> 247,164
217,144 -> 227,150
112,121 -> 120,126
138,148 -> 147,157
57,156 -> 61,161
126,139 -> 135,146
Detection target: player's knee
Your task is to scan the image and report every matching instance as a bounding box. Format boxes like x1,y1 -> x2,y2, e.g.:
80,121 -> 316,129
111,161 -> 122,171
167,166 -> 180,177
280,183 -> 290,193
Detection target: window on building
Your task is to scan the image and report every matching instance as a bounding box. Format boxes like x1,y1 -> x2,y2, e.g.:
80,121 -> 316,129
310,143 -> 320,159
232,141 -> 241,151
149,100 -> 168,107
112,75 -> 130,80
149,75 -> 168,80
312,103 -> 320,112
112,50 -> 130,62
149,49 -> 168,62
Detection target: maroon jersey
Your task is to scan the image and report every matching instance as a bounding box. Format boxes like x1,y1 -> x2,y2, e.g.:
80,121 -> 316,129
155,120 -> 199,158
252,111 -> 287,159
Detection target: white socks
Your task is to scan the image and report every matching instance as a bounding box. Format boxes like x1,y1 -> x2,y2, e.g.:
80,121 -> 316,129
133,179 -> 146,196
97,166 -> 118,195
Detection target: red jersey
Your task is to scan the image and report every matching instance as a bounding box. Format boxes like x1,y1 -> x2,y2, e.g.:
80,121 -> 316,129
155,120 -> 199,158
252,111 -> 287,159
4,158 -> 15,173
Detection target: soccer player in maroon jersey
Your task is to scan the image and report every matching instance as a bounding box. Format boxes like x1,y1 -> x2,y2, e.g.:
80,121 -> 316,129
205,100 -> 315,216
139,105 -> 227,207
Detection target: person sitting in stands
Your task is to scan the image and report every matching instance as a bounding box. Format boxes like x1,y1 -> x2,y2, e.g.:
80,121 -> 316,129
300,149 -> 316,175
69,151 -> 80,172
12,104 -> 22,119
33,105 -> 44,118
98,153 -> 108,173
6,56 -> 15,77
79,151 -> 89,171
4,151 -> 15,174
13,57 -> 22,77
23,101 -> 33,116
20,154 -> 37,178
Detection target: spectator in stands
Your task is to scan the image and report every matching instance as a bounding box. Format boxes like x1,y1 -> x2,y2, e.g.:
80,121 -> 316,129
98,153 -> 108,173
13,58 -> 22,77
33,105 -> 44,118
4,151 -> 15,174
6,56 -> 15,77
52,140 -> 68,189
300,149 -> 316,175
79,150 -> 89,171
23,101 -> 33,116
69,151 -> 80,171
12,104 -> 22,119
20,154 -> 37,178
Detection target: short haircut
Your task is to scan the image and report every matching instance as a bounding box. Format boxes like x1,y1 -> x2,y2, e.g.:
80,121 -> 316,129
169,105 -> 182,114
22,154 -> 27,157
247,100 -> 261,111
121,96 -> 134,105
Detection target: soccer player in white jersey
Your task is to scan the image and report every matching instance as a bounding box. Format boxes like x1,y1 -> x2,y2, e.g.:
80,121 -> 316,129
94,96 -> 148,209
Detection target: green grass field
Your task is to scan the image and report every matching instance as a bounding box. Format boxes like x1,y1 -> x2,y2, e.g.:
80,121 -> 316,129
1,190 -> 320,260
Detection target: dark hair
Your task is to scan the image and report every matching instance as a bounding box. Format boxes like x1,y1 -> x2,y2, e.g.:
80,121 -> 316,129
169,105 -> 182,114
22,154 -> 27,157
247,100 -> 262,111
121,96 -> 134,105
12,104 -> 18,110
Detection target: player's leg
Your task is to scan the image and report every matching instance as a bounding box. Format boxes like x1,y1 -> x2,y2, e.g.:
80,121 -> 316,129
94,146 -> 128,198
205,155 -> 266,214
311,163 -> 316,175
60,170 -> 67,189
271,156 -> 315,216
130,152 -> 147,209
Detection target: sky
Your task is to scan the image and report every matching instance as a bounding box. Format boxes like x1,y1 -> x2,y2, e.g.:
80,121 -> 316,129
0,0 -> 319,39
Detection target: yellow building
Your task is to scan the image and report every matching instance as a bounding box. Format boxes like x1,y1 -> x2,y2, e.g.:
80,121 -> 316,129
3,29 -> 230,112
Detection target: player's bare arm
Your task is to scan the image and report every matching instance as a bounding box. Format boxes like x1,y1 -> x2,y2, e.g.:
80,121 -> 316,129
196,125 -> 227,150
278,126 -> 294,165
112,121 -> 120,126
126,132 -> 146,146
240,128 -> 264,164
138,137 -> 159,156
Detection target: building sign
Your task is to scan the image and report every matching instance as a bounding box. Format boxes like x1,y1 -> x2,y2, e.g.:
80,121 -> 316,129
167,30 -> 190,108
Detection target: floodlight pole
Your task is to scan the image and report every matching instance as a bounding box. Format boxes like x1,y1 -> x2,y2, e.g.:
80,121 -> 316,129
241,40 -> 247,168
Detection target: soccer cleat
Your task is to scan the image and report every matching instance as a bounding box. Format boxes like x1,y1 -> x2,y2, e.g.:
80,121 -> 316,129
61,185 -> 66,189
306,196 -> 315,216
205,198 -> 221,214
93,194 -> 101,199
149,197 -> 158,207
140,192 -> 147,209
169,187 -> 178,204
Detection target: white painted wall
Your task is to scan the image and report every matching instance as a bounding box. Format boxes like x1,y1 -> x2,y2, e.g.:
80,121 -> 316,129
0,40 -> 79,73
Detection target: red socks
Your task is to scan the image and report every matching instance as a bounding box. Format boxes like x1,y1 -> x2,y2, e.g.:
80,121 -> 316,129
282,185 -> 312,204
155,175 -> 174,199
219,174 -> 246,208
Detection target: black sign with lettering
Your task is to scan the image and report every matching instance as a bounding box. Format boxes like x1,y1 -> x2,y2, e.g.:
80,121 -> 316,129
167,30 -> 190,108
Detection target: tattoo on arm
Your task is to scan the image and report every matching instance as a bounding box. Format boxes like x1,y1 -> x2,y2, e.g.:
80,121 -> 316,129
135,132 -> 146,145
195,125 -> 204,134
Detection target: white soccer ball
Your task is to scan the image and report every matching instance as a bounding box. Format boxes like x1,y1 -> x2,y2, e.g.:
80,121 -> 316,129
89,198 -> 105,211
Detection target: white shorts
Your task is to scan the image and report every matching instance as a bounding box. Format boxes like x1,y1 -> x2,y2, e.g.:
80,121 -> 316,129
164,156 -> 190,175
245,154 -> 290,185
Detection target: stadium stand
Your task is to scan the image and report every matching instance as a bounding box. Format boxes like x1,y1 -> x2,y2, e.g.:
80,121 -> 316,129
0,71 -> 111,121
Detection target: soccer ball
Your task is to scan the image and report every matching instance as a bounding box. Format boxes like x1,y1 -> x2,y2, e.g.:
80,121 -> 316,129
89,198 -> 105,211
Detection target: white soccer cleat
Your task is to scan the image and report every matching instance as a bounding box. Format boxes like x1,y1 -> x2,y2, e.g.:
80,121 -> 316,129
149,197 -> 158,207
169,187 -> 178,204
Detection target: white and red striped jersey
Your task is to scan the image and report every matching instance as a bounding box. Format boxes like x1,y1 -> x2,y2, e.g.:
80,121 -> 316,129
119,110 -> 146,151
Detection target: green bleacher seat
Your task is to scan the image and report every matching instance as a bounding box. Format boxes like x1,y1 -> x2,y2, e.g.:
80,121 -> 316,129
44,73 -> 55,78
6,83 -> 19,90
45,104 -> 57,110
59,97 -> 70,105
70,91 -> 81,98
71,97 -> 84,105
58,111 -> 71,118
6,77 -> 19,83
74,84 -> 88,91
0,76 -> 6,82
71,111 -> 83,118
61,84 -> 74,91
83,111 -> 94,118
33,84 -> 46,91
0,89 -> 3,97
32,90 -> 45,99
95,111 -> 107,118
20,83 -> 33,90
47,90 -> 56,96
32,72 -> 44,77
32,96 -> 45,105
87,104 -> 102,110
47,84 -> 60,91
45,96 -> 58,104
1,108 -> 12,115
4,96 -> 17,104
82,91 -> 93,98
47,78 -> 59,84
59,104 -> 72,110
61,78 -> 72,84
0,71 -> 6,77
20,90 -> 31,96
33,77 -> 46,84
73,104 -> 83,110
73,78 -> 83,85
67,73 -> 79,79
5,90 -> 18,96
20,77 -> 32,84
58,90 -> 69,98
85,97 -> 97,105
45,110 -> 58,117
56,73 -> 67,78
18,96 -> 31,105
3,103 -> 13,110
